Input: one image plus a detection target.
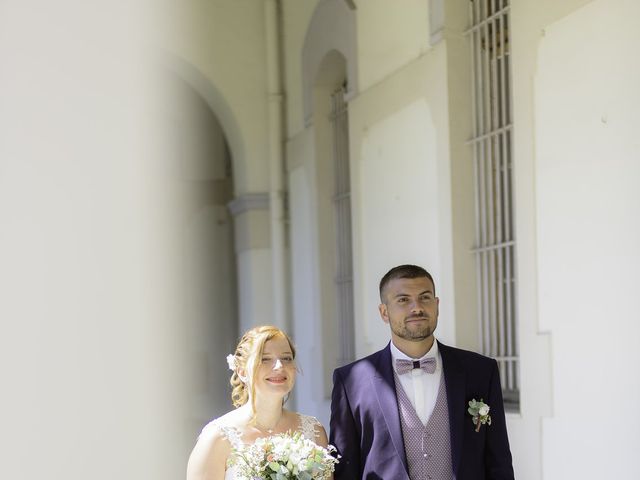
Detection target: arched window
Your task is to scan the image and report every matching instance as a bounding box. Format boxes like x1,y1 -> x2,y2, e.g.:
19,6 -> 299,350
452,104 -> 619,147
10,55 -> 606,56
312,51 -> 355,397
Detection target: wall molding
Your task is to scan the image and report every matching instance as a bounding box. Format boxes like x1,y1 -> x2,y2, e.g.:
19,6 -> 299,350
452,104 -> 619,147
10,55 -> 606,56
228,193 -> 270,216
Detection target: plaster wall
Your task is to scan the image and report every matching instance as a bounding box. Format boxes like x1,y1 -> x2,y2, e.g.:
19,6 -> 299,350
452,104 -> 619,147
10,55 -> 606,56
0,2 -> 189,479
356,0 -> 432,91
161,0 -> 270,196
288,148 -> 333,427
282,0 -> 319,135
164,77 -> 239,442
160,1 -> 279,334
533,0 -> 640,477
185,204 -> 237,433
506,0 -> 600,478
440,0 -> 477,354
235,247 -> 273,335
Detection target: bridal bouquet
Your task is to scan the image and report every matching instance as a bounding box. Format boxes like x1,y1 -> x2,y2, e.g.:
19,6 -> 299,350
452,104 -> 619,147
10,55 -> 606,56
229,431 -> 338,480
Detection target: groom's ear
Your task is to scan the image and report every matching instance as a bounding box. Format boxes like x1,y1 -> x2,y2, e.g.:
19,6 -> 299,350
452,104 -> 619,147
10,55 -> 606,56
379,303 -> 390,324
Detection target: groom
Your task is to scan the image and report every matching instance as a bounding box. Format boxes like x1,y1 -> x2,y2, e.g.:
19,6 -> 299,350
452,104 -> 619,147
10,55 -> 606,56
330,265 -> 515,479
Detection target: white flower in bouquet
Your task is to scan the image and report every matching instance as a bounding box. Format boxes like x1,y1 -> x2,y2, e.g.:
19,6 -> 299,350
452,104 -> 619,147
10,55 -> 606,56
229,430 -> 338,480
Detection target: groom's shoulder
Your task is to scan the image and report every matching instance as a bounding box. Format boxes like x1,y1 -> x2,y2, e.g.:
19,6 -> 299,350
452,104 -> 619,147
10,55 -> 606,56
333,347 -> 386,380
439,341 -> 497,372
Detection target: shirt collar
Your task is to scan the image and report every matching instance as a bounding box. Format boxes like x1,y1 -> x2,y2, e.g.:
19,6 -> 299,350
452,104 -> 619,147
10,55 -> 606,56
390,337 -> 439,362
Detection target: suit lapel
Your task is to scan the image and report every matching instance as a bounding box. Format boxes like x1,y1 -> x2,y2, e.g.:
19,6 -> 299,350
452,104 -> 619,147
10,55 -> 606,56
439,341 -> 466,478
371,343 -> 409,476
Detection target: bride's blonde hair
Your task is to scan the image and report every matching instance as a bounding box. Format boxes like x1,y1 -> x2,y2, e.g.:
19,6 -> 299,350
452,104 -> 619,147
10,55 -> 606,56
229,325 -> 296,412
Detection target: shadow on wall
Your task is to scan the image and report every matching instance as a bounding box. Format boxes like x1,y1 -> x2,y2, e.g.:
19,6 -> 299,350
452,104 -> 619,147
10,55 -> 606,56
156,71 -> 240,449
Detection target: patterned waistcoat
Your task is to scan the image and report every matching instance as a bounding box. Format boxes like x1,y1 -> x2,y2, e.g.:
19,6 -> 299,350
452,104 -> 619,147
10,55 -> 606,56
394,371 -> 453,480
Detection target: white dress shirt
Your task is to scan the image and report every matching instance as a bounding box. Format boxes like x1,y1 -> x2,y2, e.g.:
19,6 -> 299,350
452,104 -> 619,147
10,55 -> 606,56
390,338 -> 443,425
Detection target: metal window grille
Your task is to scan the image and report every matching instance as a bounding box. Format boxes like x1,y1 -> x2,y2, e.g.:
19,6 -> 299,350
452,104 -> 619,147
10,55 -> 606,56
466,0 -> 519,408
330,87 -> 355,367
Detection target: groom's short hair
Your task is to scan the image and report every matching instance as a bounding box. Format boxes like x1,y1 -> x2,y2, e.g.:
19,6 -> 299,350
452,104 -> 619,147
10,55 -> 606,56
379,264 -> 435,302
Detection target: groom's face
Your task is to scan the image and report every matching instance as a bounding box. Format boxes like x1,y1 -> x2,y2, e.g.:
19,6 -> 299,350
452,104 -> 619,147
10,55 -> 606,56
379,276 -> 439,343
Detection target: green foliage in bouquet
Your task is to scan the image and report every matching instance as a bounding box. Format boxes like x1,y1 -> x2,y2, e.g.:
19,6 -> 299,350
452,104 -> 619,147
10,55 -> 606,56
229,430 -> 338,480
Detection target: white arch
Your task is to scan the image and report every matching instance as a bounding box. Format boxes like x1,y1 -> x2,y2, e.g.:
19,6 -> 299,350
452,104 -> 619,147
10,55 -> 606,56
301,0 -> 358,126
160,53 -> 247,195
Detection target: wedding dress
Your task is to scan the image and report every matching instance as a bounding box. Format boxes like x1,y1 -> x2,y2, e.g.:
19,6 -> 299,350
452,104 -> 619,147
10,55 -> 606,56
205,413 -> 322,480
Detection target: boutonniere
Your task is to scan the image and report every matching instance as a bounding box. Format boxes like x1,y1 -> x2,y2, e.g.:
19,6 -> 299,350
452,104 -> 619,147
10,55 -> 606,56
468,398 -> 491,432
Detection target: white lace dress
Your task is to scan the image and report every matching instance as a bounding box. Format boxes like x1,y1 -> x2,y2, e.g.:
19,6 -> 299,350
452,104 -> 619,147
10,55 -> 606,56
203,414 -> 322,480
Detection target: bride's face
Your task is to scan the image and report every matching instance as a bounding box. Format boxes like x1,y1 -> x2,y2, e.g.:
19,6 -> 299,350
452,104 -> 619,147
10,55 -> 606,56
253,336 -> 296,399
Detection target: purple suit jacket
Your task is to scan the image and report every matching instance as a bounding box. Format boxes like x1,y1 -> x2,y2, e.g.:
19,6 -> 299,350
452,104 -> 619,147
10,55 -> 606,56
329,341 -> 515,480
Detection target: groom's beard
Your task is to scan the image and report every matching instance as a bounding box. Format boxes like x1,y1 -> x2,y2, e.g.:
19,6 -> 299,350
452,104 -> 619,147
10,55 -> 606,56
391,314 -> 437,341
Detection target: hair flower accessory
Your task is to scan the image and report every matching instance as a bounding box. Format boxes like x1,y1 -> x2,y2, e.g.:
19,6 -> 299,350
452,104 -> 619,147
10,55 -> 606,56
468,398 -> 491,432
226,354 -> 237,371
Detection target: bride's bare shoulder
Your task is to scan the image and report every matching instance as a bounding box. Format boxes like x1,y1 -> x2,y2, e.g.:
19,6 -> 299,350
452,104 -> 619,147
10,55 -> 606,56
187,413 -> 239,480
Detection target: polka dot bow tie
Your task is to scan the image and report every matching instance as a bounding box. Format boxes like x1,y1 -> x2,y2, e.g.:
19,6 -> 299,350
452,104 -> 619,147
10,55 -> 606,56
395,357 -> 436,375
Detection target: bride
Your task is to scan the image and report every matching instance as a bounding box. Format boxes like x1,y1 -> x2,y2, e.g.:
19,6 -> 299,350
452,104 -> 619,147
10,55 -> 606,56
186,325 -> 332,480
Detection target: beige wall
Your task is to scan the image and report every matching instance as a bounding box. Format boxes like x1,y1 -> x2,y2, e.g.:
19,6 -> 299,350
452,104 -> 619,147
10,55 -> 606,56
283,0 -> 321,135
0,2 -> 190,479
507,0 -> 596,478
533,0 -> 640,477
160,0 -> 278,335
161,0 -> 270,196
161,75 -> 239,445
356,0 -> 431,91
